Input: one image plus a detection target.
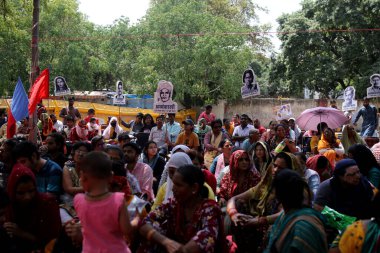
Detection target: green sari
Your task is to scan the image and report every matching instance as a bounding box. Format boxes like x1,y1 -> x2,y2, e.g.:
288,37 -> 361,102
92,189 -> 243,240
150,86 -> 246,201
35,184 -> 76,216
265,208 -> 328,253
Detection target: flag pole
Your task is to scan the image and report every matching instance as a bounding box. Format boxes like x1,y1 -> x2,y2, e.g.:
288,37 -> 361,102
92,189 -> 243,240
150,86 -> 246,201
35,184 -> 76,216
119,105 -> 121,122
28,0 -> 40,144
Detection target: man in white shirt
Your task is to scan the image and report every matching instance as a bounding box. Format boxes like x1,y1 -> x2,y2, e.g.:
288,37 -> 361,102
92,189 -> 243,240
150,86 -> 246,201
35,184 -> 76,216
232,114 -> 256,148
163,113 -> 181,146
149,115 -> 169,154
50,114 -> 63,132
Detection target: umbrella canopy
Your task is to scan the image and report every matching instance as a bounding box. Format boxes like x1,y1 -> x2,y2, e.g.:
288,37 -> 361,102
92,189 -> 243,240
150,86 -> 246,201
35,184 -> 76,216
296,107 -> 348,131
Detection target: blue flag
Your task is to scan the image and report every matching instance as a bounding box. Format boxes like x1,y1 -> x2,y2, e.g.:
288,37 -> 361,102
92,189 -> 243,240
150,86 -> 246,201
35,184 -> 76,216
11,77 -> 29,121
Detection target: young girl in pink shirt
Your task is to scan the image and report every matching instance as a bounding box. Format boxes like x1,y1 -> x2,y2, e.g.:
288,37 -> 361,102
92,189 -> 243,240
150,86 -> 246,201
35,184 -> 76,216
74,151 -> 134,253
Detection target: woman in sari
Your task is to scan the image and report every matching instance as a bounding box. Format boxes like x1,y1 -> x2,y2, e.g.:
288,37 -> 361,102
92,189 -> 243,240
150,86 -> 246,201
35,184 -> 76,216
103,116 -> 123,140
226,152 -> 304,253
264,170 -> 328,253
4,163 -> 61,252
210,139 -> 233,179
218,150 -> 260,207
341,125 -> 366,154
329,192 -> 380,253
310,122 -> 328,154
139,165 -> 226,253
37,112 -> 53,140
348,144 -> 380,188
261,120 -> 277,144
142,141 -> 166,195
152,152 -> 193,210
203,119 -> 229,169
153,151 -> 215,210
318,127 -> 344,168
269,124 -> 297,154
252,141 -> 273,178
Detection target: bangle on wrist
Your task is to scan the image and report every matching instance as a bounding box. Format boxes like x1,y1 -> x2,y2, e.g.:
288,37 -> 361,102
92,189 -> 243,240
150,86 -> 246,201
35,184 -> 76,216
228,208 -> 238,217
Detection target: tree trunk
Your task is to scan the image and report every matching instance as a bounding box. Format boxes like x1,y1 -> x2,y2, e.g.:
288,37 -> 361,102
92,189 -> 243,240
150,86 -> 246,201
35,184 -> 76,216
29,0 -> 40,143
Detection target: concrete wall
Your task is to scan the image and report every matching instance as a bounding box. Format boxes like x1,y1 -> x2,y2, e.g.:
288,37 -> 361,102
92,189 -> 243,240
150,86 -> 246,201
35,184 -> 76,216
198,98 -> 380,128
210,98 -> 347,127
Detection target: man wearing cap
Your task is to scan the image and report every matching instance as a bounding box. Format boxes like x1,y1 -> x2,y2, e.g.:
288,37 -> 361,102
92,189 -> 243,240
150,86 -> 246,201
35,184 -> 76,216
314,159 -> 374,219
163,113 -> 181,146
232,114 -> 256,148
121,112 -> 144,134
59,97 -> 81,125
175,119 -> 200,150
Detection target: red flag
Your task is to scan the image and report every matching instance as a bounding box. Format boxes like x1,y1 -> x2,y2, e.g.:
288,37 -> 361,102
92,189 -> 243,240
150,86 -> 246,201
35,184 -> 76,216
28,68 -> 49,115
6,109 -> 16,139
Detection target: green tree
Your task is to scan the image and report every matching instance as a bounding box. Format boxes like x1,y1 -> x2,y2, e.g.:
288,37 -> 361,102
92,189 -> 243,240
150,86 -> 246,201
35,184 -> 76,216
0,0 -> 99,94
0,0 -> 32,95
270,0 -> 380,98
39,0 -> 98,92
109,0 -> 272,105
0,0 -> 272,104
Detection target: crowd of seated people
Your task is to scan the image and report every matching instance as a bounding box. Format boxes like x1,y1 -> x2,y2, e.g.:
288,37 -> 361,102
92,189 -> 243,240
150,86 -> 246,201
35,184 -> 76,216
0,102 -> 379,253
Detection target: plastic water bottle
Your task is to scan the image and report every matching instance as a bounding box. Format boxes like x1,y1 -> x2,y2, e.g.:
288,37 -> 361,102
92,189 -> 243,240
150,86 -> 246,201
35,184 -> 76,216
274,141 -> 286,154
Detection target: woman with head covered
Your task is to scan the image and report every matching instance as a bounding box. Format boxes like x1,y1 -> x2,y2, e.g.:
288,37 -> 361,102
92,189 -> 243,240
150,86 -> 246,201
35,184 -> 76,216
103,117 -> 123,140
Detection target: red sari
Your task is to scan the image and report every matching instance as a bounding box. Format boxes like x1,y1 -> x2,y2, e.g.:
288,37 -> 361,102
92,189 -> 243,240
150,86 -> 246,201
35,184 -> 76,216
6,164 -> 61,252
218,150 -> 260,201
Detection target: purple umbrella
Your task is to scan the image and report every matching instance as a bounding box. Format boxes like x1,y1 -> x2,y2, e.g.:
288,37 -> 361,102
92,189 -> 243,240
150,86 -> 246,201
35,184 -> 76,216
296,107 -> 349,131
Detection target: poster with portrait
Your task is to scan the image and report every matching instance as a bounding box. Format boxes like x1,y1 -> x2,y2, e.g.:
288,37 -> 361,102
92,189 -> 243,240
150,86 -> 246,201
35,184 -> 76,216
273,104 -> 292,120
113,80 -> 126,105
241,69 -> 260,99
342,86 -> 357,111
153,80 -> 178,113
367,74 -> 380,98
54,76 -> 71,96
